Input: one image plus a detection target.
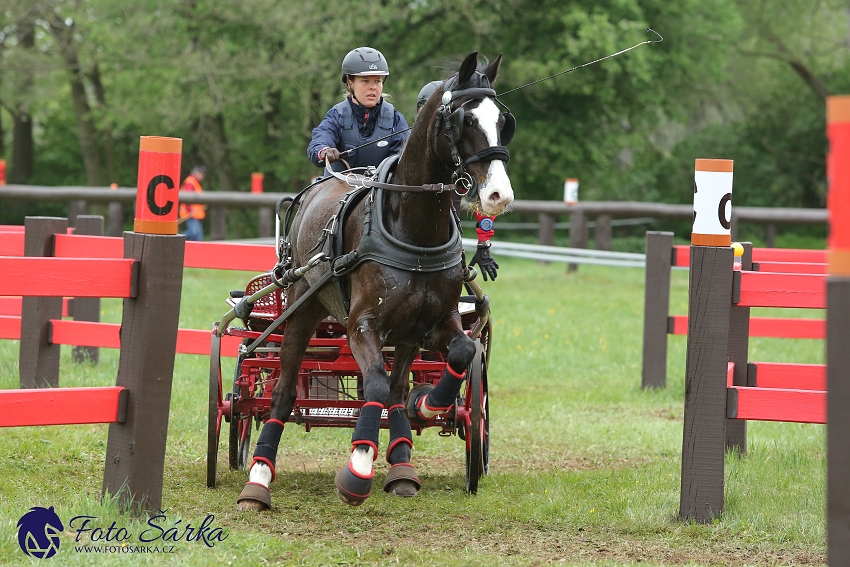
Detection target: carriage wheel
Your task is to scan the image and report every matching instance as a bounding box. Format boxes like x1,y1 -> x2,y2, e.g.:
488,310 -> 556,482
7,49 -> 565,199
464,339 -> 489,494
228,355 -> 253,471
206,328 -> 224,488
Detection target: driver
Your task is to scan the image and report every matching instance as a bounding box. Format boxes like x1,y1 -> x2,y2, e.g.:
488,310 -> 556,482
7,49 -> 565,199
308,47 -> 409,172
416,80 -> 500,281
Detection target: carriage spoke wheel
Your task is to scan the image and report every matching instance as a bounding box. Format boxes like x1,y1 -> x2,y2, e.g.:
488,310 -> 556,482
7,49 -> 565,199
464,339 -> 489,494
206,329 -> 224,488
228,355 -> 253,471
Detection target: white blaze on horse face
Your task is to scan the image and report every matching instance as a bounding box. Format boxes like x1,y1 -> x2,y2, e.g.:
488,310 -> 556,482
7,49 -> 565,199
470,98 -> 514,216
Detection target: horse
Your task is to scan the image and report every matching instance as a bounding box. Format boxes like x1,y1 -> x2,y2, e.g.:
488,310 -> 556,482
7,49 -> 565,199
236,51 -> 514,510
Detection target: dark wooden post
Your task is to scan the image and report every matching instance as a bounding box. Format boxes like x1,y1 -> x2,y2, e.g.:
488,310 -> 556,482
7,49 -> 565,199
19,217 -> 67,388
258,207 -> 273,238
68,200 -> 87,226
641,231 -> 674,389
828,277 -> 850,565
730,215 -> 739,242
538,213 -> 555,246
210,207 -> 226,240
679,245 -> 733,522
107,202 -> 124,237
594,214 -> 613,251
725,242 -> 752,453
70,215 -> 104,364
102,231 -> 185,512
765,224 -> 776,248
568,208 -> 587,273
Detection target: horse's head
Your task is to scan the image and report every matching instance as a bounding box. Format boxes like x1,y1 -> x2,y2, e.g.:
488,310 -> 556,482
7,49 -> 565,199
427,52 -> 515,217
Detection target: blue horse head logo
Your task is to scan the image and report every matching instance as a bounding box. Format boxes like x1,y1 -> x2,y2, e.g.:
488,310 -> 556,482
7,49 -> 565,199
17,506 -> 64,559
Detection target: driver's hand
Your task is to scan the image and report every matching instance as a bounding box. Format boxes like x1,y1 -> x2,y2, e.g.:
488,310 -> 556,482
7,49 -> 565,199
469,241 -> 499,281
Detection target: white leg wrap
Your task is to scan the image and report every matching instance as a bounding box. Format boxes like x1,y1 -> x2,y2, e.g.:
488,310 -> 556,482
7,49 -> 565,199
349,446 -> 375,476
249,462 -> 273,487
419,402 -> 443,419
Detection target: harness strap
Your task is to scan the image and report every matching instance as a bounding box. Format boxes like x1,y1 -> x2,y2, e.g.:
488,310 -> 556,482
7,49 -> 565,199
464,145 -> 510,166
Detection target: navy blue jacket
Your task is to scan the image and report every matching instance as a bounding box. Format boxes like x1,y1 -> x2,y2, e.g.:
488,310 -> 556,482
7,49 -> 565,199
308,97 -> 409,170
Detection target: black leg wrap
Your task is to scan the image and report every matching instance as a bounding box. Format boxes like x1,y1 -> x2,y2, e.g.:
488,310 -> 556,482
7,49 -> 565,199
426,368 -> 466,409
351,403 -> 383,455
386,406 -> 413,464
253,419 -> 285,463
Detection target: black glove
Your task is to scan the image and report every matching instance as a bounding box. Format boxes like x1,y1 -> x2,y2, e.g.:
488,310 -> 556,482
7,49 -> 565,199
469,241 -> 499,281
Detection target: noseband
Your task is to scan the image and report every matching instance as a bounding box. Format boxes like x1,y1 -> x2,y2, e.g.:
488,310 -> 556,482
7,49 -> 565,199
433,86 -> 514,198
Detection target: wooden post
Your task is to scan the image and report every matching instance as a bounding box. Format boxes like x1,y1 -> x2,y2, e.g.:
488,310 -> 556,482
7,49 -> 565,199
68,200 -> 87,225
679,245 -> 733,521
725,242 -> 752,453
258,208 -> 273,238
594,214 -> 613,251
567,208 -> 587,272
107,202 -> 124,237
680,158 -> 735,522
641,232 -> 673,389
71,215 -> 104,364
19,217 -> 67,388
538,213 -> 555,246
826,94 -> 850,566
102,231 -> 185,512
210,207 -> 226,240
765,224 -> 776,248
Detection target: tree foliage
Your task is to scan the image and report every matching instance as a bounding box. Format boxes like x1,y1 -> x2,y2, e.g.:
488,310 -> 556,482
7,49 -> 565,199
0,0 -> 847,218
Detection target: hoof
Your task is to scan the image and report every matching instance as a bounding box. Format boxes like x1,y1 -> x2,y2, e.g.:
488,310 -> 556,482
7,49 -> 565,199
334,463 -> 373,506
236,482 -> 271,511
405,383 -> 436,426
384,463 -> 421,497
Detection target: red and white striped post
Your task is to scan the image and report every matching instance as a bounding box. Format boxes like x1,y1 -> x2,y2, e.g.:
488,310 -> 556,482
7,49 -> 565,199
826,95 -> 850,566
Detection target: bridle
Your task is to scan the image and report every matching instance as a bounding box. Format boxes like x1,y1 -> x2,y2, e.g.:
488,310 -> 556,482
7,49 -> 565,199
433,77 -> 515,199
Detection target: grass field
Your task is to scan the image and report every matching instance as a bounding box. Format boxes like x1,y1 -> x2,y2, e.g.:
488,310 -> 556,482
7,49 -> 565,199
0,255 -> 827,566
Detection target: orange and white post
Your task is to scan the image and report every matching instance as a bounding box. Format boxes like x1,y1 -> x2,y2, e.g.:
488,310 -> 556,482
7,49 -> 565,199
827,96 -> 850,275
563,178 -> 579,205
134,136 -> 183,235
692,159 -> 734,246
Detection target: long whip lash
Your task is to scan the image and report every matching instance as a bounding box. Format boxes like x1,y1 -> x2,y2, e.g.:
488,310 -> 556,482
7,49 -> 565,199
337,28 -> 662,156
498,28 -> 663,96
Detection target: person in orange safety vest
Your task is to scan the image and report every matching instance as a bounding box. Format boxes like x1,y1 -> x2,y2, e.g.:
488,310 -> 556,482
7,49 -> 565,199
179,166 -> 207,241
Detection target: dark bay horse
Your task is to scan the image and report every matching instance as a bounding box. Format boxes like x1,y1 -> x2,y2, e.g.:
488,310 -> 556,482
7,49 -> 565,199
237,51 -> 514,510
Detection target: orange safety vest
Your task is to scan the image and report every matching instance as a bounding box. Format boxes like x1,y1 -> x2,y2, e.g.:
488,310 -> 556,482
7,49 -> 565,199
179,175 -> 206,220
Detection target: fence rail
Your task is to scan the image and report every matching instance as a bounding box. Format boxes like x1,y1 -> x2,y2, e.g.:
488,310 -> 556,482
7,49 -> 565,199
0,186 -> 829,247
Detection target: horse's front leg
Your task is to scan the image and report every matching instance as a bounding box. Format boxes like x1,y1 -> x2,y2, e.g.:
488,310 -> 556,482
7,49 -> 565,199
383,345 -> 421,497
236,284 -> 327,512
407,317 -> 477,425
333,323 -> 391,506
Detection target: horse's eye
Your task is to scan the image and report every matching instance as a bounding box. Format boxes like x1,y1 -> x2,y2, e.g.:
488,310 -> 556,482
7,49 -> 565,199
464,118 -> 474,127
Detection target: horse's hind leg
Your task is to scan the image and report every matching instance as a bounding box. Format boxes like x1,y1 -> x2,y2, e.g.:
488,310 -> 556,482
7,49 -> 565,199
333,326 -> 393,505
383,345 -> 421,497
408,321 -> 477,425
237,282 -> 328,512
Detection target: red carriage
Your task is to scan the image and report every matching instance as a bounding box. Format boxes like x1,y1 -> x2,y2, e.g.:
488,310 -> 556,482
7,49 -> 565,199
206,270 -> 492,493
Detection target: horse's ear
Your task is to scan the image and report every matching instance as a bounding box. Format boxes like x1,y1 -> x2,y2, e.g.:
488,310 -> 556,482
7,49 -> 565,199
457,52 -> 479,86
483,53 -> 502,86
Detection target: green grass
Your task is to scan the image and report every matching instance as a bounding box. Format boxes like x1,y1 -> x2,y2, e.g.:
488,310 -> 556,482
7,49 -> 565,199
0,260 -> 826,566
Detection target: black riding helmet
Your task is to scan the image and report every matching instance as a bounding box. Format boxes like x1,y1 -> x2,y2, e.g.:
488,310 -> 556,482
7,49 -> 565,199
341,47 -> 390,85
417,80 -> 443,111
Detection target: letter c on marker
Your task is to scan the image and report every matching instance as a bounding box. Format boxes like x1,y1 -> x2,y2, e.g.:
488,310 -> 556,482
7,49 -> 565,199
718,192 -> 732,230
147,175 -> 174,216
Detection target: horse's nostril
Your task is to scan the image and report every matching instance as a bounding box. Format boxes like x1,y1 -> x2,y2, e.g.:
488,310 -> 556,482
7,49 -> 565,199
489,192 -> 502,203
